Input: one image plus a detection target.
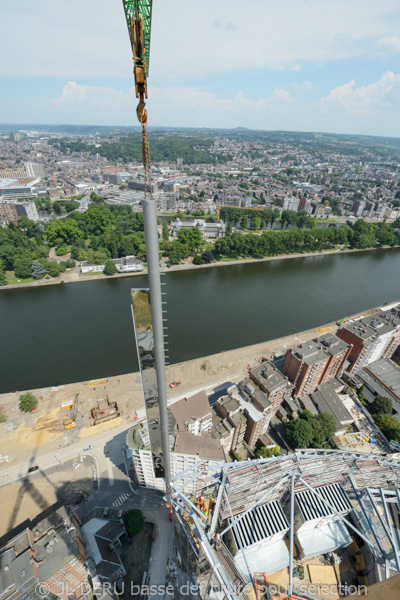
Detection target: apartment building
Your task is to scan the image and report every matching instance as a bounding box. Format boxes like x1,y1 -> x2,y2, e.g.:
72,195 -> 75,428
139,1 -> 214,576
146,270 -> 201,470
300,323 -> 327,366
0,201 -> 24,225
212,395 -> 247,453
235,380 -> 269,447
283,334 -> 350,396
169,390 -> 212,436
249,361 -> 288,421
0,201 -> 39,225
336,309 -> 400,373
172,431 -> 225,493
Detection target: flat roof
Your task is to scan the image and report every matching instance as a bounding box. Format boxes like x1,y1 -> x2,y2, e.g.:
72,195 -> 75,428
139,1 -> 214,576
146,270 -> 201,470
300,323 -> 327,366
291,340 -> 329,365
310,380 -> 354,428
318,333 -> 349,356
174,431 -> 224,461
365,359 -> 400,400
35,526 -> 79,583
250,362 -> 287,393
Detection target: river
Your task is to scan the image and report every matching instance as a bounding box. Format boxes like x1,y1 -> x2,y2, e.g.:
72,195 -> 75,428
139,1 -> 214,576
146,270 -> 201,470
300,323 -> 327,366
1,248 -> 400,393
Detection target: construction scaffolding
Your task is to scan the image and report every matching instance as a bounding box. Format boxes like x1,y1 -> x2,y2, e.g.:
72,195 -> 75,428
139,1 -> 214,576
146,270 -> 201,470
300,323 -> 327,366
171,450 -> 400,600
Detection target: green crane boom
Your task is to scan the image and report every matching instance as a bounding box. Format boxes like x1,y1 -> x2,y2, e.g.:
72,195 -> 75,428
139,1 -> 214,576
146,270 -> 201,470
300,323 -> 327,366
121,0 -> 153,76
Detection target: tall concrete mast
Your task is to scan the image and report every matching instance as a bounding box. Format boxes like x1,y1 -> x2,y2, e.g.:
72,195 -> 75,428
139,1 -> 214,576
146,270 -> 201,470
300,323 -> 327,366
142,195 -> 172,503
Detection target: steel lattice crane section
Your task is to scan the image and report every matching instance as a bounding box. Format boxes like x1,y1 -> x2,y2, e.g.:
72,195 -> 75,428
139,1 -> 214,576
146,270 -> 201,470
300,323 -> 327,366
122,0 -> 152,75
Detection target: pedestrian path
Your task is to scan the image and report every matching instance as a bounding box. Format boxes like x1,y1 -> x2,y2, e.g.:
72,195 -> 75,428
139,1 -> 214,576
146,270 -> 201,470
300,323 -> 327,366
111,492 -> 131,507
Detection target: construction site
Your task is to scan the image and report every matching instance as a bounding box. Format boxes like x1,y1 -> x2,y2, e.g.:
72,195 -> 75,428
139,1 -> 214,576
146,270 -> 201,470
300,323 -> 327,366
60,392 -> 121,430
170,450 -> 400,600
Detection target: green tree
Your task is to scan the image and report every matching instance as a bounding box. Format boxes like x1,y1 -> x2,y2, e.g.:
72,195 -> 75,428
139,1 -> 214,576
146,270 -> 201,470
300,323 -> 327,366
56,245 -> 69,256
192,255 -> 204,265
315,413 -> 336,441
371,396 -> 392,416
85,205 -> 114,234
377,228 -> 395,246
0,270 -> 7,286
375,415 -> 400,440
31,260 -> 46,280
286,418 -> 313,448
254,442 -> 280,458
230,450 -> 242,461
162,222 -> 169,241
76,249 -> 89,261
125,509 -> 144,538
47,262 -> 63,277
169,247 -> 182,265
103,259 -> 117,275
299,409 -> 314,422
14,257 -> 33,278
90,191 -> 104,204
19,392 -> 38,412
46,218 -> 82,245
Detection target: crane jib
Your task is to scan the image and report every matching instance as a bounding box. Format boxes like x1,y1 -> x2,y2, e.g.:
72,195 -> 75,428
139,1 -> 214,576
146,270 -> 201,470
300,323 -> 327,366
122,0 -> 153,76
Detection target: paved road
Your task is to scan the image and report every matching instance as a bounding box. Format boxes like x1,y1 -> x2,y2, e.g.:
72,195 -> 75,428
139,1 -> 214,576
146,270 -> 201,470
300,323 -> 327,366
0,420 -> 134,487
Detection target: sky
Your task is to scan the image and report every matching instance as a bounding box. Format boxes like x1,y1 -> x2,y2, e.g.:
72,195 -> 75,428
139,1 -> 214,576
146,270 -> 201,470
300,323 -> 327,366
1,0 -> 400,137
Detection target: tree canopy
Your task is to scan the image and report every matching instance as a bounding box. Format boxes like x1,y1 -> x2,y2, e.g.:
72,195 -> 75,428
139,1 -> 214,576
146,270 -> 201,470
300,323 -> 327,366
286,411 -> 336,449
125,509 -> 144,538
19,392 -> 38,412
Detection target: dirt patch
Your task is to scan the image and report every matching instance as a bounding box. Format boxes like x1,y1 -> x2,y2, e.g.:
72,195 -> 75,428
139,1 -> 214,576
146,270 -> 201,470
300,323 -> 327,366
80,416 -> 124,439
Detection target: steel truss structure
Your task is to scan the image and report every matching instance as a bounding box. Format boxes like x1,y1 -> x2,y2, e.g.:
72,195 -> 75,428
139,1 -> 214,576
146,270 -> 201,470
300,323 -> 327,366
121,0 -> 153,74
171,450 -> 400,600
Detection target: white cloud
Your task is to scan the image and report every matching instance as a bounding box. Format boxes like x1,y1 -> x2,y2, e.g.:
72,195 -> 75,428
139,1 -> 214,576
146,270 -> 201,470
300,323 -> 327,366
1,0 -> 400,79
375,35 -> 400,53
289,81 -> 313,90
54,82 -> 294,113
150,86 -> 294,112
319,71 -> 400,115
54,81 -> 134,107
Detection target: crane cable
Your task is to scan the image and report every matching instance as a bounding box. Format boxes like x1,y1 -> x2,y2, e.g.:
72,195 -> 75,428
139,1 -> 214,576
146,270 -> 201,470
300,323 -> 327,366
129,3 -> 153,205
142,124 -> 153,204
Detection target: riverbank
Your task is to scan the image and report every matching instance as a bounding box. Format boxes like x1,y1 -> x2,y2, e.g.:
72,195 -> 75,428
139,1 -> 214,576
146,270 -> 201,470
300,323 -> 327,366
1,244 -> 399,291
0,300 -> 394,470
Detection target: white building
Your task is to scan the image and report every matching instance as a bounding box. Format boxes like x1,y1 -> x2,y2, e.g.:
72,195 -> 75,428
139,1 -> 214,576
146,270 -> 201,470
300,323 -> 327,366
1,180 -> 39,202
171,218 -> 226,239
23,201 -> 39,221
282,195 -> 300,212
80,255 -> 144,274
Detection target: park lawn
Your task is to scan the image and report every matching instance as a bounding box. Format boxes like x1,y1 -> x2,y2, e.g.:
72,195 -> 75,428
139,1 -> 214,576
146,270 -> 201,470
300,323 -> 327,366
6,271 -> 36,285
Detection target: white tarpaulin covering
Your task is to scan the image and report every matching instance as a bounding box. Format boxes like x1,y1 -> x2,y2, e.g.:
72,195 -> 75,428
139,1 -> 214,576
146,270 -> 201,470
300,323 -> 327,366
296,519 -> 352,560
234,536 -> 289,579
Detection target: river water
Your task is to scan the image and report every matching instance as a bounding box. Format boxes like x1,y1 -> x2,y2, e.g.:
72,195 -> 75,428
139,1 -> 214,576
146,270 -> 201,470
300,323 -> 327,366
1,248 -> 400,393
